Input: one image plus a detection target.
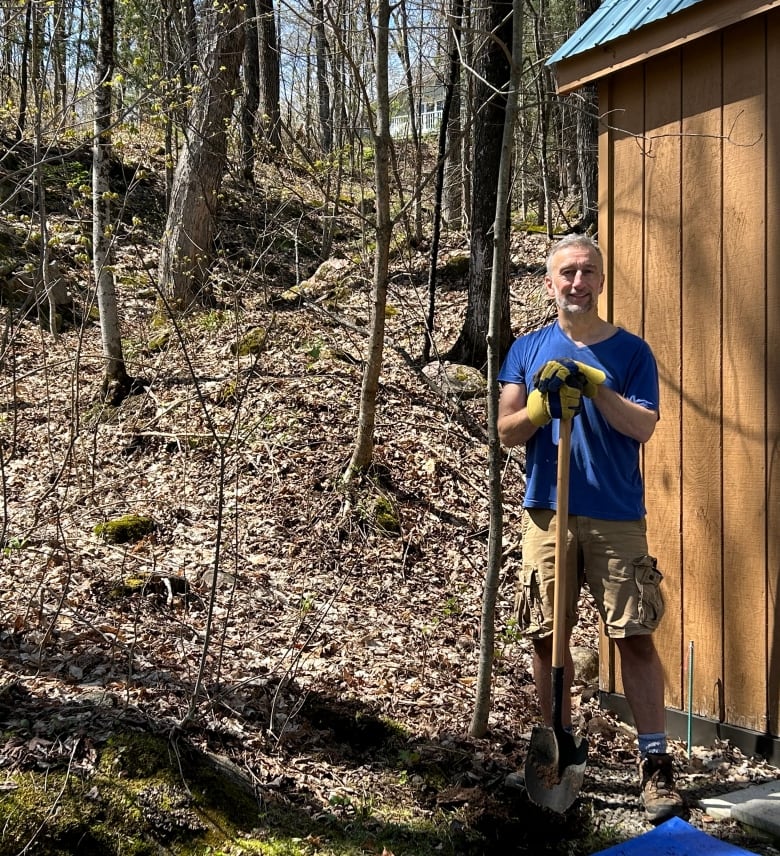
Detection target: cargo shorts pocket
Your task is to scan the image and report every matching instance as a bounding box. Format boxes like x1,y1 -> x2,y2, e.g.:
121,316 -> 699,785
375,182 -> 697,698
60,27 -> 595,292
514,564 -> 545,636
633,555 -> 665,627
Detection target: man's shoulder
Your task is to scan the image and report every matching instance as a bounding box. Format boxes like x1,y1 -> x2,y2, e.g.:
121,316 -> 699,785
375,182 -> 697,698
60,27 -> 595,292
515,321 -> 558,346
612,325 -> 646,343
499,322 -> 559,382
607,326 -> 653,354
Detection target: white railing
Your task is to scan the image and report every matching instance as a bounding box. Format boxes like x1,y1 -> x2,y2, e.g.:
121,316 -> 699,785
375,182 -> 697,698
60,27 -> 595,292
390,109 -> 443,139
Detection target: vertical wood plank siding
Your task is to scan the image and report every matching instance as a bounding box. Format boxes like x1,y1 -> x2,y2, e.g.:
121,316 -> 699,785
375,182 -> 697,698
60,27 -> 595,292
598,9 -> 780,737
767,12 -> 780,739
599,65 -> 648,700
680,33 -> 726,727
722,16 -> 767,733
643,51 -> 684,711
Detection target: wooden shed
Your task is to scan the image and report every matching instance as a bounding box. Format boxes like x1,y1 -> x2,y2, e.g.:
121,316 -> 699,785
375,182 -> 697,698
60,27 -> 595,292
548,0 -> 780,763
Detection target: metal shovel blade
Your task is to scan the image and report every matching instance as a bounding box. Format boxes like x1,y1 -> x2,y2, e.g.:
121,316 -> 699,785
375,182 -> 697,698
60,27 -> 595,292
525,725 -> 588,813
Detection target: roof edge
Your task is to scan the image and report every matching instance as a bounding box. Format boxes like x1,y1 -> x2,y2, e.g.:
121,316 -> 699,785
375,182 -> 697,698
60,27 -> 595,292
551,0 -> 780,94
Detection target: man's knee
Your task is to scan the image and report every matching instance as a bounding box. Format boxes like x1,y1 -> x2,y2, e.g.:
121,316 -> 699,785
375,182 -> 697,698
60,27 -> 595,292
615,633 -> 657,660
532,636 -> 553,658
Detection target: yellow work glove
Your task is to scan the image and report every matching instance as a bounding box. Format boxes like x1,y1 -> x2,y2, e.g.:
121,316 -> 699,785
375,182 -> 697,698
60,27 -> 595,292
573,361 -> 607,397
526,388 -> 553,426
527,358 -> 586,425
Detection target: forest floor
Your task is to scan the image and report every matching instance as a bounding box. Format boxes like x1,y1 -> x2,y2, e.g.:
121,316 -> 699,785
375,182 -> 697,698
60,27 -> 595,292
0,136 -> 779,855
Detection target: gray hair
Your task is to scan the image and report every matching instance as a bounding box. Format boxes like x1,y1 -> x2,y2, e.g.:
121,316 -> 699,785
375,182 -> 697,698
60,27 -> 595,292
545,234 -> 603,275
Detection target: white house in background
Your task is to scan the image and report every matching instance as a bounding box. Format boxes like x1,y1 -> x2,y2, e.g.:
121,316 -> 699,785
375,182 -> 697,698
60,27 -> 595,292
389,75 -> 446,139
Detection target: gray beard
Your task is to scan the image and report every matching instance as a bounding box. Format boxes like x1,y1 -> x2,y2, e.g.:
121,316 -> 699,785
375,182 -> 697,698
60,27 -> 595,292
559,295 -> 593,314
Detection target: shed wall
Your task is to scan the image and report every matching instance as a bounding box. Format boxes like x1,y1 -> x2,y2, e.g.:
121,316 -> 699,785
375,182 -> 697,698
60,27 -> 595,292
597,10 -> 780,742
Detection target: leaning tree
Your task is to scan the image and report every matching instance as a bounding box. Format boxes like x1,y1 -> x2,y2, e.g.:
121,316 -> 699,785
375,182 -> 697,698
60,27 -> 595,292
158,0 -> 246,308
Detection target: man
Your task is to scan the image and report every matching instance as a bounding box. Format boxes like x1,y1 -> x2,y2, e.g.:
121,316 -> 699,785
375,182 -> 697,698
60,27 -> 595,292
497,234 -> 684,822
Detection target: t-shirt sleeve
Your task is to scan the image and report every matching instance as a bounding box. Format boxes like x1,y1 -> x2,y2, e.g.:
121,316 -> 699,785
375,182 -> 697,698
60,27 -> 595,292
622,340 -> 659,413
497,339 -> 526,386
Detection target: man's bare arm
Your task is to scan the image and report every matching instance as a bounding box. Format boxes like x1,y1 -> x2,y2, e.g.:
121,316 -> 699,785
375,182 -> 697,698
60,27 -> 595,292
497,383 -> 539,448
592,387 -> 657,443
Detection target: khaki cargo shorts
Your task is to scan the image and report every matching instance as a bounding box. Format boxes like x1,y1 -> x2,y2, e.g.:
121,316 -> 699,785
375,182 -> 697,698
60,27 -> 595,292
514,508 -> 665,639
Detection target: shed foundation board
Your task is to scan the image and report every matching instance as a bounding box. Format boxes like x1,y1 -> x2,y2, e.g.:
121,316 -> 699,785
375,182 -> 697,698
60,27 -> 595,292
599,692 -> 780,766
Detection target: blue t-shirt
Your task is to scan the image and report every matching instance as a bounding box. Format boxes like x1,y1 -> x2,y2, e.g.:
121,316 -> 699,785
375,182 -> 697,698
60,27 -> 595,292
498,322 -> 659,520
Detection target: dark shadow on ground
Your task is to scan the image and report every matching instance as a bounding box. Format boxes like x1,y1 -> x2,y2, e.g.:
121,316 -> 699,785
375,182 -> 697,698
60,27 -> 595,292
0,672 -> 624,856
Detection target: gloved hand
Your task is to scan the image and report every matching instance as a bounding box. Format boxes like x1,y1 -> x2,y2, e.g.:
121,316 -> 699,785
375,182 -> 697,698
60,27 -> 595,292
573,361 -> 606,398
527,358 -> 586,426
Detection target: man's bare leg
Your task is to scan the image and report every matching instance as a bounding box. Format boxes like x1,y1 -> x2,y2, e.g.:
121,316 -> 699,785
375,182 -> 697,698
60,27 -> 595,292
615,634 -> 665,734
532,634 -> 574,728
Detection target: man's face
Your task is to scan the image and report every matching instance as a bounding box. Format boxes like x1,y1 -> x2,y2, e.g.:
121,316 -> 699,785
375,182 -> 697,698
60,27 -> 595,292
544,245 -> 604,315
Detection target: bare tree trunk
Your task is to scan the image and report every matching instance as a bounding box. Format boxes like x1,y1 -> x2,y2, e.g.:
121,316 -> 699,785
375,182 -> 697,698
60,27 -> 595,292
70,0 -> 87,114
531,0 -> 553,234
93,0 -> 130,403
575,82 -> 597,232
445,0 -> 512,369
161,5 -> 174,206
343,0 -> 392,482
470,0 -> 523,740
394,0 -> 423,244
258,0 -> 281,155
443,0 -> 464,232
311,0 -> 332,154
15,0 -> 32,140
0,6 -> 13,106
461,0 -> 473,226
423,0 -> 463,363
241,0 -> 260,182
50,0 -> 67,120
29,0 -> 55,335
159,0 -> 246,308
575,0 -> 599,233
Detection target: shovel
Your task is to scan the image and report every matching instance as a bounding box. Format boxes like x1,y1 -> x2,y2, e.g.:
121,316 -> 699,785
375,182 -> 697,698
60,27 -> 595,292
525,418 -> 588,812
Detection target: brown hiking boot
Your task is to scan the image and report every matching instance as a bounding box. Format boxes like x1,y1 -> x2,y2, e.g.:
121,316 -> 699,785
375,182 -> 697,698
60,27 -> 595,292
638,753 -> 685,822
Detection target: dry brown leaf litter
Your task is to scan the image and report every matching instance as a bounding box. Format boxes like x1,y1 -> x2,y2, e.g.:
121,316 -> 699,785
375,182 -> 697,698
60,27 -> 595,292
0,195 -> 778,854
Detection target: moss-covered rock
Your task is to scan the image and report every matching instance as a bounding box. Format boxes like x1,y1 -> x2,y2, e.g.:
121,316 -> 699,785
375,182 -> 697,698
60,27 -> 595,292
421,361 -> 486,400
440,250 -> 470,277
231,327 -> 268,357
279,258 -> 360,308
146,331 -> 170,353
215,378 -> 239,405
373,495 -> 400,533
93,514 -> 156,544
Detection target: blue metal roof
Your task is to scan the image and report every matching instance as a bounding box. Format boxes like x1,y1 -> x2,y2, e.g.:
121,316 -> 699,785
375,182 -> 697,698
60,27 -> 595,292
547,0 -> 707,65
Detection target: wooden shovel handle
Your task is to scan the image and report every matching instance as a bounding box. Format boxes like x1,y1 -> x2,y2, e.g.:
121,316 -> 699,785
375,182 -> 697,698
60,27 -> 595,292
552,419 -> 571,671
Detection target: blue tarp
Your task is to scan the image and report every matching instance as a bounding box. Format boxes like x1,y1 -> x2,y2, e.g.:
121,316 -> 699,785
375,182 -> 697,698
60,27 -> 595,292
592,817 -> 759,856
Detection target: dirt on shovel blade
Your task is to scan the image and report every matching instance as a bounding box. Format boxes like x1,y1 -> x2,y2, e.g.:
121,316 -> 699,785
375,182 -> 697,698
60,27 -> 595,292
525,726 -> 588,812
527,727 -> 562,786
